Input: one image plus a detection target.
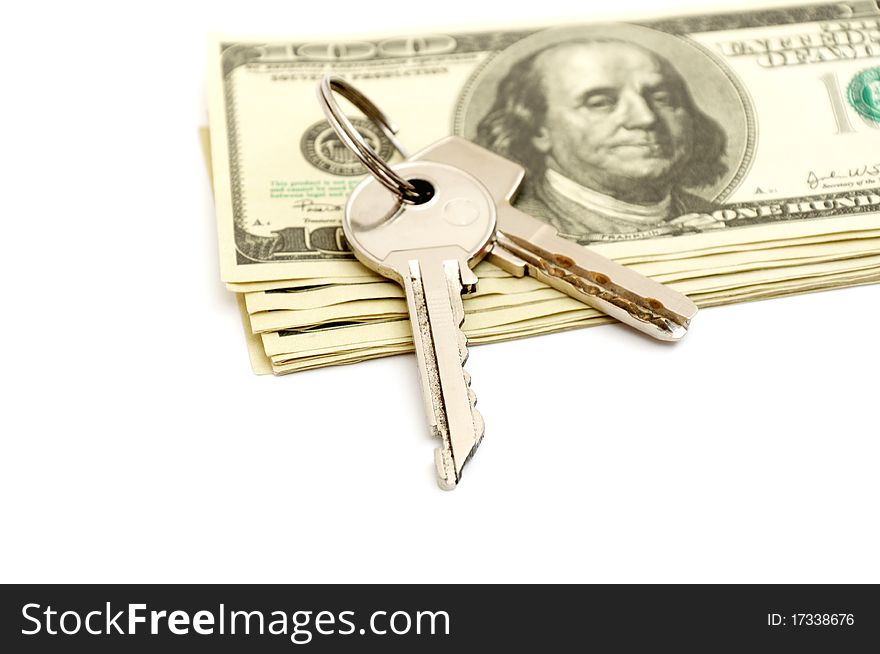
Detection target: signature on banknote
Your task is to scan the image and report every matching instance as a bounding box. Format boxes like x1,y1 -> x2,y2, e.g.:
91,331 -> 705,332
807,163 -> 880,190
291,199 -> 343,212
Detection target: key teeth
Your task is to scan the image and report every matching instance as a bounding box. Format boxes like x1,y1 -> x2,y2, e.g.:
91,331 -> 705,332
426,261 -> 486,491
471,406 -> 485,448
434,447 -> 457,491
464,372 -> 484,445
434,329 -> 484,491
434,368 -> 485,491
458,317 -> 484,445
462,323 -> 483,434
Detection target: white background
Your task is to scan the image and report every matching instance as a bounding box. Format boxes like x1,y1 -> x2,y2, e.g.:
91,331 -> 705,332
1,0 -> 878,583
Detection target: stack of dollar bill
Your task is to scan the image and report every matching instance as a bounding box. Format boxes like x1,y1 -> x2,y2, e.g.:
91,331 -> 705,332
206,2 -> 880,374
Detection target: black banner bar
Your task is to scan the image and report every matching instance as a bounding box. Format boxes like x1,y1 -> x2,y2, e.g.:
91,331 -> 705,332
1,584 -> 877,652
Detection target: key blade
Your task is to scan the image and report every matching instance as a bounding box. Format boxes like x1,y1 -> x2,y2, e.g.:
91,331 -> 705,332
345,158 -> 496,490
491,204 -> 697,341
402,254 -> 484,490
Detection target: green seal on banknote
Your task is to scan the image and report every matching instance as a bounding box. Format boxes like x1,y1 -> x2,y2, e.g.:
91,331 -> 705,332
847,66 -> 880,123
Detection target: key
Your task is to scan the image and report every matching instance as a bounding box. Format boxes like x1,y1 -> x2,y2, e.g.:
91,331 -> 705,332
322,75 -> 697,490
407,137 -> 698,341
343,160 -> 497,490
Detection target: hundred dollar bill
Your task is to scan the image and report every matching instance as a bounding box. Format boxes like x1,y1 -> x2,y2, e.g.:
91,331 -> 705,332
208,1 -> 880,284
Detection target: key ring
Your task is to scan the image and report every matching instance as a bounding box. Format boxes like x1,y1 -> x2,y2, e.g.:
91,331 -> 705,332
317,74 -> 423,203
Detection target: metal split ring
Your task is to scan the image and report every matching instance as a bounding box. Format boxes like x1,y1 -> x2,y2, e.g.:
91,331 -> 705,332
316,74 -> 423,203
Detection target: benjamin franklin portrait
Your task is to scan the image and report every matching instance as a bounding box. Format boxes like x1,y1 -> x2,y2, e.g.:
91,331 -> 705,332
462,27 -> 750,244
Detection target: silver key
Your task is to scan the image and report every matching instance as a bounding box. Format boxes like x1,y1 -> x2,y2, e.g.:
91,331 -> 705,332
321,75 -> 697,490
408,137 -> 698,341
343,160 -> 496,490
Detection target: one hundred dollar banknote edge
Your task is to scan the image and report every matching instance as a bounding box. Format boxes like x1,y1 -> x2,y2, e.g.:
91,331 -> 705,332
264,267 -> 880,373
201,2 -> 880,375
